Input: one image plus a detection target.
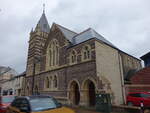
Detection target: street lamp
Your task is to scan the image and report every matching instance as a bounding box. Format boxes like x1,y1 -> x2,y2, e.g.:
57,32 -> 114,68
31,56 -> 41,95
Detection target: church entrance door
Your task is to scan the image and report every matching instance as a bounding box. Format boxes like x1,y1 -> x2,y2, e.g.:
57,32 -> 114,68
83,80 -> 96,106
70,81 -> 80,105
89,81 -> 96,106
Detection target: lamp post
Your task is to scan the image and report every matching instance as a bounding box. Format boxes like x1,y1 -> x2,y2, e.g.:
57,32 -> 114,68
31,57 -> 41,95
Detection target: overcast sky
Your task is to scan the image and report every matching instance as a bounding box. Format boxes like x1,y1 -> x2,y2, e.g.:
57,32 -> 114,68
0,0 -> 150,73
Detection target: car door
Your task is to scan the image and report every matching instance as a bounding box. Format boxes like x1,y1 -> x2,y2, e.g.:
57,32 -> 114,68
140,93 -> 150,107
7,98 -> 22,113
129,93 -> 142,106
7,98 -> 30,113
18,98 -> 31,113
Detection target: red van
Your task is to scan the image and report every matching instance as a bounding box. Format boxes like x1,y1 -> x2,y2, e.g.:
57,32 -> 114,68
0,96 -> 15,113
127,92 -> 150,107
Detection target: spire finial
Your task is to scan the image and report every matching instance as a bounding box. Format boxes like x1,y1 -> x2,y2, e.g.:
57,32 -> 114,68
43,3 -> 45,13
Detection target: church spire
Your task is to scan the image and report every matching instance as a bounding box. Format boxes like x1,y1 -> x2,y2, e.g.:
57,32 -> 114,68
34,5 -> 50,33
43,3 -> 45,14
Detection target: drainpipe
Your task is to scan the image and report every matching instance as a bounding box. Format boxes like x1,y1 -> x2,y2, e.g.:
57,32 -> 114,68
118,51 -> 126,104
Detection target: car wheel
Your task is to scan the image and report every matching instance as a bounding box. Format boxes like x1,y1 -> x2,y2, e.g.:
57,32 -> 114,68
127,102 -> 133,106
144,109 -> 150,113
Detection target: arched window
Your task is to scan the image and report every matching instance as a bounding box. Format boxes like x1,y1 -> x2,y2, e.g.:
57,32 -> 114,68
53,48 -> 55,65
70,50 -> 77,64
49,50 -> 52,66
56,46 -> 59,65
26,86 -> 29,96
47,40 -> 59,68
45,77 -> 50,88
53,76 -> 57,88
49,76 -> 52,89
34,85 -> 39,95
82,45 -> 91,60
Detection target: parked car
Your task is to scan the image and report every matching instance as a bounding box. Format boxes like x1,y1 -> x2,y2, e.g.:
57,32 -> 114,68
127,92 -> 150,107
0,95 -> 15,113
6,95 -> 75,113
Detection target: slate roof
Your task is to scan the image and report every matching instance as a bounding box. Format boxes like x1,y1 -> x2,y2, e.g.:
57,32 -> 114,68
0,66 -> 11,75
55,24 -> 78,42
55,24 -> 116,49
0,66 -> 18,76
36,12 -> 50,33
73,28 -> 117,48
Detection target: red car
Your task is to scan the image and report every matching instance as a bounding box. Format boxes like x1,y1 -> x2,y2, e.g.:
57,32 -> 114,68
0,96 -> 15,113
127,92 -> 150,107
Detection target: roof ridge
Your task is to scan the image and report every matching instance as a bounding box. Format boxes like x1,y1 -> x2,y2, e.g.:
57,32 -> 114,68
73,28 -> 92,39
91,29 -> 117,47
90,28 -> 104,38
55,24 -> 78,34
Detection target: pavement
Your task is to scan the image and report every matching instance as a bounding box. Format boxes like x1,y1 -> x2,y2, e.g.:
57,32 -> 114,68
72,107 -> 100,113
72,107 -> 120,113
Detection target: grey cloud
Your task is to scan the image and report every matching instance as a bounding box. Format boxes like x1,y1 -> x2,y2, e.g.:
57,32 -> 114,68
0,0 -> 149,73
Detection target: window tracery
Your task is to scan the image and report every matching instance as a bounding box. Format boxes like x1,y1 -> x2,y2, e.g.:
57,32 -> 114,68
47,39 -> 59,68
82,45 -> 91,61
70,50 -> 77,64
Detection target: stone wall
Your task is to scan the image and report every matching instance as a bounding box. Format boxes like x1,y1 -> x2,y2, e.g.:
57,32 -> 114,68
95,40 -> 124,105
120,52 -> 142,78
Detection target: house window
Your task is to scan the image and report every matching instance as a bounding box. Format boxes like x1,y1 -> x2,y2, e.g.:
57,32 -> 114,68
82,45 -> 91,61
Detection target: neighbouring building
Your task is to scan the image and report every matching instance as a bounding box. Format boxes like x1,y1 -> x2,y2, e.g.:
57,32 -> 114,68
125,52 -> 150,96
13,71 -> 26,96
23,10 -> 142,106
0,66 -> 17,95
1,77 -> 15,95
141,52 -> 150,67
1,71 -> 25,96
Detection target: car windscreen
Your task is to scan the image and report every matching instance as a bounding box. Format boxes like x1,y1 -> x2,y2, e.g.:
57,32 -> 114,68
2,96 -> 15,103
30,97 -> 58,112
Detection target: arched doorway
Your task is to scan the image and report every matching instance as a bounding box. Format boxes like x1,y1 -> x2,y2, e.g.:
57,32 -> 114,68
82,79 -> 96,106
89,81 -> 96,106
69,81 -> 80,105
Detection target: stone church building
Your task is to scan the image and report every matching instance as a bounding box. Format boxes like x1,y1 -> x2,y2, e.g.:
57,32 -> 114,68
23,11 -> 142,106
